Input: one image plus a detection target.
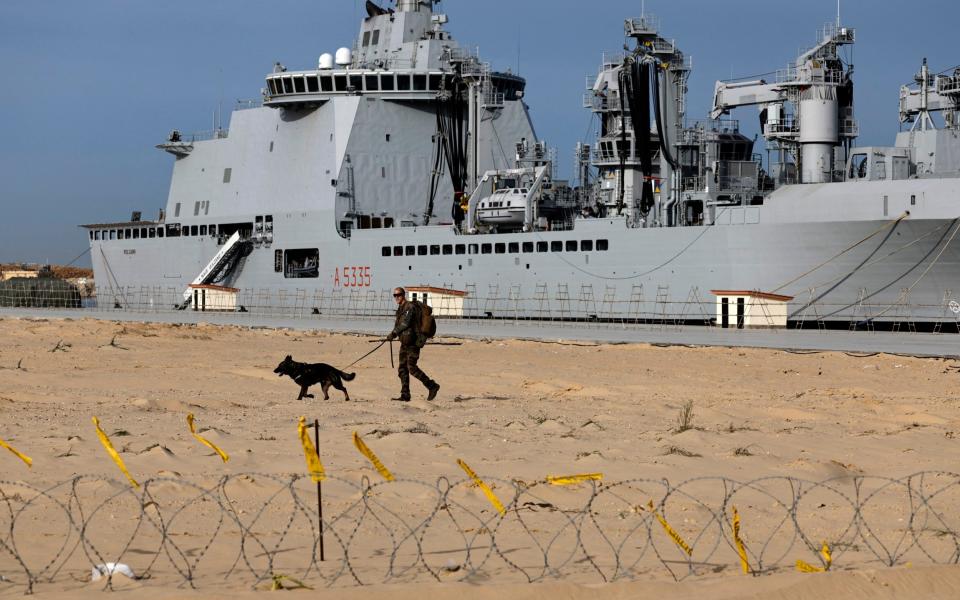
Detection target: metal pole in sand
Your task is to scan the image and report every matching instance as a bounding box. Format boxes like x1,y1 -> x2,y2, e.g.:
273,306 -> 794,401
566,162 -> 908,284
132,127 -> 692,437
314,418 -> 325,562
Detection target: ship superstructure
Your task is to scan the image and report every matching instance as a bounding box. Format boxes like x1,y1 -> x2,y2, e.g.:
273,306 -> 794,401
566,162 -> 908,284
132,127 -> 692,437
83,4 -> 960,323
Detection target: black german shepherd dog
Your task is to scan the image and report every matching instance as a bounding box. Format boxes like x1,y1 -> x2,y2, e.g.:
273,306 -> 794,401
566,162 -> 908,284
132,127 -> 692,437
274,355 -> 356,401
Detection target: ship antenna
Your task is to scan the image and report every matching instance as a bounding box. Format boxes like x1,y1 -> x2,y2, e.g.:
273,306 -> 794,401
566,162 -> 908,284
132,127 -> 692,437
837,0 -> 841,27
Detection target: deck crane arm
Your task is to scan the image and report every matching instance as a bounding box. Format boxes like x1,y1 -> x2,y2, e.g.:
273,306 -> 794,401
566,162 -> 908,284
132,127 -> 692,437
710,80 -> 784,120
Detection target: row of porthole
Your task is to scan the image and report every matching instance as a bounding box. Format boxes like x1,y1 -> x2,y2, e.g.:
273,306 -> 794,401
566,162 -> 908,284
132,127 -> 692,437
382,239 -> 609,258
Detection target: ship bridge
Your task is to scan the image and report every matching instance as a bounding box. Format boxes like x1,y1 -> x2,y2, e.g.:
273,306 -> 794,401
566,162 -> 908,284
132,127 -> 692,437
263,69 -> 524,109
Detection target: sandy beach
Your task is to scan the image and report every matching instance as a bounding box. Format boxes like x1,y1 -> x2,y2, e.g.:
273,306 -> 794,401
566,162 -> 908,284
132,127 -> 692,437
1,316 -> 959,598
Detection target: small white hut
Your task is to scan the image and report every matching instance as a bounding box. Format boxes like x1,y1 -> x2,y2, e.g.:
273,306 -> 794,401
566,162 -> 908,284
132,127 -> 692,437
406,286 -> 467,317
710,290 -> 794,329
188,284 -> 239,312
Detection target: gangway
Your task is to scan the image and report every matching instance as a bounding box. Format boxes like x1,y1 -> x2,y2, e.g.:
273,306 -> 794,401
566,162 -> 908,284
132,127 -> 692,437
178,231 -> 243,309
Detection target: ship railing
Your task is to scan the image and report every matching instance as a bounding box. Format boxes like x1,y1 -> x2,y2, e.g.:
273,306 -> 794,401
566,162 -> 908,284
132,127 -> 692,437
840,119 -> 860,137
235,98 -> 262,111
625,15 -> 661,37
936,74 -> 960,96
583,92 -> 610,110
183,128 -> 229,143
600,52 -> 627,70
708,118 -> 741,134
5,282 -> 959,331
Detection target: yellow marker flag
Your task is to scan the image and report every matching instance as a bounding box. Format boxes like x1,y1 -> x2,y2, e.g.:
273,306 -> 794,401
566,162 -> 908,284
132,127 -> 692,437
796,541 -> 832,573
92,417 -> 139,488
186,413 -> 229,463
352,432 -> 394,481
547,473 -> 603,486
297,417 -> 325,482
731,506 -> 751,574
0,436 -> 32,468
648,500 -> 693,556
457,459 -> 506,516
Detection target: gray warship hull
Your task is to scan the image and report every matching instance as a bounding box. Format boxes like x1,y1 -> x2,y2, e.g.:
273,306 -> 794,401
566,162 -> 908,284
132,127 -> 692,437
82,4 -> 960,324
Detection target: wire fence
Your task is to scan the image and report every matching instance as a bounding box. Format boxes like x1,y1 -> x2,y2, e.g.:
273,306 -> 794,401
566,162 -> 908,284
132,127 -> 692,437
3,282 -> 960,332
2,471 -> 959,593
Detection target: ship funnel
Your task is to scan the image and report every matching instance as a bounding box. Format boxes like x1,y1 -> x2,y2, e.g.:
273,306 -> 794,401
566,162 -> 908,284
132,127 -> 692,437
318,53 -> 334,70
396,0 -> 432,13
335,47 -> 352,67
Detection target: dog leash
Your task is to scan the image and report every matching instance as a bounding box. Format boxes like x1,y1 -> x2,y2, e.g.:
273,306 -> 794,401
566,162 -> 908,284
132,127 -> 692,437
342,340 -> 388,370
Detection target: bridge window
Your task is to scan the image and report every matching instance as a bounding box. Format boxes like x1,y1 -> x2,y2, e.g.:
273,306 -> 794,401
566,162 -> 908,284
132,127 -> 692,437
468,244 -> 478,255
199,225 -> 207,236
442,244 -> 453,255
334,75 -> 347,92
362,31 -> 371,47
371,30 -> 380,45
365,75 -> 379,91
536,241 -> 548,252
481,243 -> 492,254
306,76 -> 319,93
190,225 -> 198,236
405,245 -> 415,256
320,75 -> 333,92
495,243 -> 506,254
397,74 -> 411,91
413,74 -> 427,91
149,228 -> 156,238
294,77 -> 305,93
393,245 -> 403,256
417,245 -> 427,256
349,75 -> 362,91
133,228 -> 140,239
581,239 -> 593,251
381,75 -> 394,91
430,245 -> 440,255
566,240 -> 578,252
284,249 -> 319,279
597,239 -> 609,251
551,241 -> 563,252
508,242 -> 519,253
382,246 -> 391,257
455,244 -> 466,255
282,78 -> 293,94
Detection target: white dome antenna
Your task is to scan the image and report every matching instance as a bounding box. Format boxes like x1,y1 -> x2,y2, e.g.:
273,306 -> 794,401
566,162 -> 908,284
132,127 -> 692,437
335,48 -> 352,67
319,53 -> 334,70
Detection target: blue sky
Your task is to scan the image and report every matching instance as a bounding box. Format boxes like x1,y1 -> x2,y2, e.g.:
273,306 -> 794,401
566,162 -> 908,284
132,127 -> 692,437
1,0 -> 956,266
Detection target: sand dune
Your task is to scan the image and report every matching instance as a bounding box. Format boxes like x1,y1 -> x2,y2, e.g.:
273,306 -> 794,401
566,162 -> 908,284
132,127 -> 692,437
1,316 -> 959,598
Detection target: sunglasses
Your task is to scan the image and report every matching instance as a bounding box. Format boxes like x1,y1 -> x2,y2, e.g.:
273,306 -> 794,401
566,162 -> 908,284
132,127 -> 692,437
393,293 -> 404,297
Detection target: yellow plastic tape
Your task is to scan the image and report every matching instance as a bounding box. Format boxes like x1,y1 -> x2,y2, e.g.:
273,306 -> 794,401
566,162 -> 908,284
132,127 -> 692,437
0,436 -> 32,468
796,541 -> 832,573
270,574 -> 313,591
92,417 -> 139,488
648,500 -> 693,556
457,459 -> 506,516
731,506 -> 751,574
546,473 -> 603,486
352,432 -> 394,481
186,413 -> 229,463
297,417 -> 325,482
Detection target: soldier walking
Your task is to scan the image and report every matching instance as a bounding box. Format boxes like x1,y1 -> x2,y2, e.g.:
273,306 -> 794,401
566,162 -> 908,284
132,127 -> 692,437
386,287 -> 440,402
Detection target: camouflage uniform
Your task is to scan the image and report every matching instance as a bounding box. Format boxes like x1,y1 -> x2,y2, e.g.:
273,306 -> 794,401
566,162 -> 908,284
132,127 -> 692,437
388,300 -> 437,400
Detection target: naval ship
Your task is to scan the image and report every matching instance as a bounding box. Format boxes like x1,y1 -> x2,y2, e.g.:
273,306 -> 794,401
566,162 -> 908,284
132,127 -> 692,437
83,0 -> 960,323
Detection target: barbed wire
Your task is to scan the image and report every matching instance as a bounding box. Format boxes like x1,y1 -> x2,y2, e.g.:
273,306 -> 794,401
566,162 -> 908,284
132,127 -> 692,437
2,472 -> 958,593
